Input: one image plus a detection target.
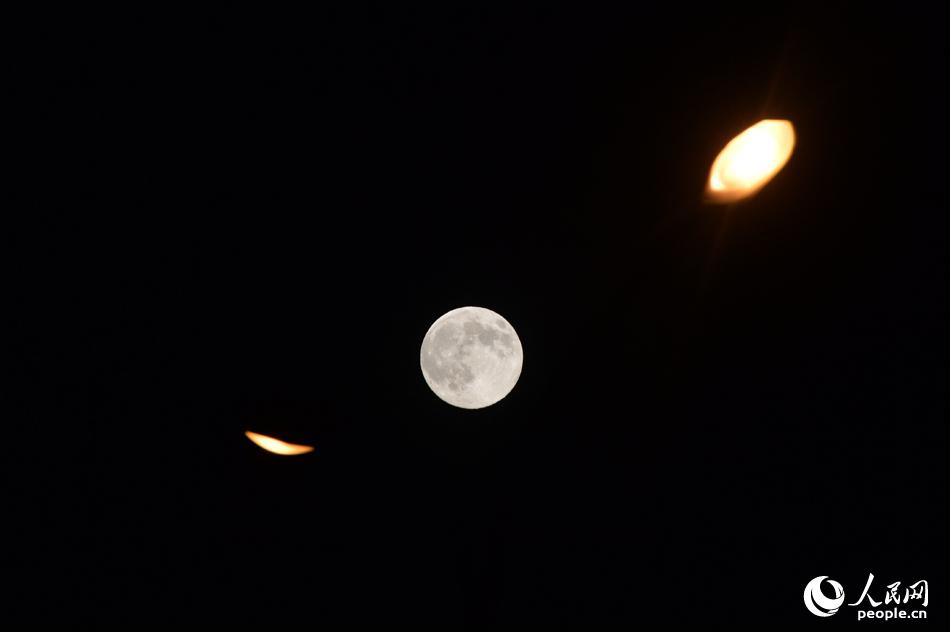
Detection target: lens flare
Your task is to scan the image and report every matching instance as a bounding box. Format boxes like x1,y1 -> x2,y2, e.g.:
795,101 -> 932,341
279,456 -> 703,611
706,119 -> 795,203
245,431 -> 314,456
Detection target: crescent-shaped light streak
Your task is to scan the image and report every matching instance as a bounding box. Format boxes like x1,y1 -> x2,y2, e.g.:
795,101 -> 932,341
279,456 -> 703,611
706,119 -> 796,203
245,431 -> 314,456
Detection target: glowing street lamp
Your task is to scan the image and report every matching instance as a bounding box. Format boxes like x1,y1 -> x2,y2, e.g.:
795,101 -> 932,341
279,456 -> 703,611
245,431 -> 314,456
706,119 -> 796,203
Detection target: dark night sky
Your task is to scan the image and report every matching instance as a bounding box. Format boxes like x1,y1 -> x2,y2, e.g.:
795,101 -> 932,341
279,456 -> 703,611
9,5 -> 947,629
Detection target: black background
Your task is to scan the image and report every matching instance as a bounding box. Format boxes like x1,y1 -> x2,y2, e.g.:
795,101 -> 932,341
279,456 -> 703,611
9,5 -> 947,629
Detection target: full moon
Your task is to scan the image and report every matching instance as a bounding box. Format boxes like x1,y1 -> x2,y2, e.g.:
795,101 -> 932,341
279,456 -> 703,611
420,306 -> 523,409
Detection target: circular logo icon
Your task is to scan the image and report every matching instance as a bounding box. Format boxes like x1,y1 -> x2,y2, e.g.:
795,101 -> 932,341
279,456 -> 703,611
804,576 -> 845,617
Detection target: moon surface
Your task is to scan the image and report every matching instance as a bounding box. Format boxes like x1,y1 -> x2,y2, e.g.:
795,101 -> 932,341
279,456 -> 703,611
420,306 -> 523,409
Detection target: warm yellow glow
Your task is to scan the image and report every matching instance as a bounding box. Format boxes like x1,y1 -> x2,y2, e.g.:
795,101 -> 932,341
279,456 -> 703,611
706,119 -> 796,203
245,431 -> 314,456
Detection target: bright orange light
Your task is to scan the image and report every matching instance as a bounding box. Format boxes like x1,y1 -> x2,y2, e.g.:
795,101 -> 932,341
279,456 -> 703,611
245,431 -> 314,456
706,119 -> 796,203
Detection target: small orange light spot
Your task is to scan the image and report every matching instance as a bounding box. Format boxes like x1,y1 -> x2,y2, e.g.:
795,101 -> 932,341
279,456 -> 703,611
706,119 -> 796,203
245,431 -> 314,456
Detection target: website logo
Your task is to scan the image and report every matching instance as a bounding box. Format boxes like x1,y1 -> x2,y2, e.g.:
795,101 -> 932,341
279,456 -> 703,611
804,574 -> 928,621
804,576 -> 845,617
